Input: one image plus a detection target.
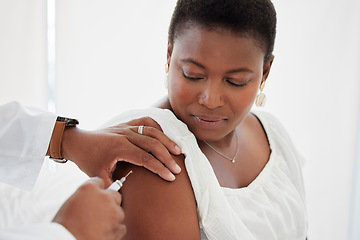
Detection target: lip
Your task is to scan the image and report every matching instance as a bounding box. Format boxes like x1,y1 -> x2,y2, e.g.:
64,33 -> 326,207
192,114 -> 226,129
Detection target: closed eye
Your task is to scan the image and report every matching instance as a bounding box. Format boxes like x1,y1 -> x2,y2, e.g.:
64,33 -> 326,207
183,73 -> 203,81
226,79 -> 248,87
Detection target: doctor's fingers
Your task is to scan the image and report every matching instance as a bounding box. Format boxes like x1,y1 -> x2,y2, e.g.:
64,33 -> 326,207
111,224 -> 127,240
81,178 -> 122,206
106,189 -> 123,206
127,117 -> 182,156
105,204 -> 126,240
112,202 -> 125,223
127,116 -> 163,131
85,177 -> 106,189
128,133 -> 181,174
118,144 -> 177,182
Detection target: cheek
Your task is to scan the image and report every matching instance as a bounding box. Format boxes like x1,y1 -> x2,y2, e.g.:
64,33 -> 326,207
168,75 -> 195,106
230,85 -> 259,112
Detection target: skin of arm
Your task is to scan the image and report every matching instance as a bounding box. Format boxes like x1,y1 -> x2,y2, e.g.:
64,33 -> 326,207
113,153 -> 200,240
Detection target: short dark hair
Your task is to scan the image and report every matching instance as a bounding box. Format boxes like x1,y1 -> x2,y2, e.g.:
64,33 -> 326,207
168,0 -> 277,62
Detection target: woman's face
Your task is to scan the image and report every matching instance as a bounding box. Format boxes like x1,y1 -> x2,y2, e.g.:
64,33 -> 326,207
167,25 -> 272,141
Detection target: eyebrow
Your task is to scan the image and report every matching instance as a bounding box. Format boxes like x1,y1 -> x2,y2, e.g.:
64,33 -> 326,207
180,58 -> 254,74
180,58 -> 206,69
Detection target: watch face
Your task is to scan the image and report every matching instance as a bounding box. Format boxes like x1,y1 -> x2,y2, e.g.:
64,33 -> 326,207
50,157 -> 68,163
57,116 -> 79,127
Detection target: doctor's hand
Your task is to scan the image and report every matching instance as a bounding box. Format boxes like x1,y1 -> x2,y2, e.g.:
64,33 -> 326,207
53,177 -> 126,240
60,117 -> 182,186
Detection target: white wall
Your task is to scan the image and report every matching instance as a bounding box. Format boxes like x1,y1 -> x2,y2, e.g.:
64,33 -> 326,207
270,1 -> 360,239
55,0 -> 175,129
1,1 -> 360,239
0,0 -> 48,108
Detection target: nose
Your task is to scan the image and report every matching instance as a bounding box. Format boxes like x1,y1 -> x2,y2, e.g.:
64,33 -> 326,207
198,81 -> 225,109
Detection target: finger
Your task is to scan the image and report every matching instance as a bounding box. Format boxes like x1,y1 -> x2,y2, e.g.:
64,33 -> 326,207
86,177 -> 105,189
118,146 -> 176,181
106,190 -> 122,205
128,117 -> 182,155
118,206 -> 125,222
115,224 -> 127,239
137,151 -> 176,181
97,171 -> 115,188
131,125 -> 182,156
127,117 -> 163,131
129,132 -> 181,174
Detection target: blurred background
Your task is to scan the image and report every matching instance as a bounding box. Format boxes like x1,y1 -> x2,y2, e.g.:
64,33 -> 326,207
1,0 -> 359,239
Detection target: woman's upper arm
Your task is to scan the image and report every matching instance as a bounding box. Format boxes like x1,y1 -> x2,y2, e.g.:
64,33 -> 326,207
113,154 -> 200,240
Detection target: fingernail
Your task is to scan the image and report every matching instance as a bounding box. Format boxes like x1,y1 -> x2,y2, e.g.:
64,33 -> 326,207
174,145 -> 181,154
174,164 -> 181,174
168,173 -> 176,181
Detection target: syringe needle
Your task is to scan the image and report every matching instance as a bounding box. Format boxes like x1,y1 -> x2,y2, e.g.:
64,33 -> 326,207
107,170 -> 133,191
124,170 -> 133,179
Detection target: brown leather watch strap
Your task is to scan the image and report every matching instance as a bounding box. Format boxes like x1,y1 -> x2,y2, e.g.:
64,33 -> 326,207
49,121 -> 66,160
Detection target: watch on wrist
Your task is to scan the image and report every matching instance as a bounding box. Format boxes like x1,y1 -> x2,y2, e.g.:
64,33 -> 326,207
56,116 -> 79,127
49,116 -> 79,163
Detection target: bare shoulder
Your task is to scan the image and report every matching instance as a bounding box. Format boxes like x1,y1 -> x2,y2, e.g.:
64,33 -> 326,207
244,112 -> 270,147
242,112 -> 271,163
113,154 -> 200,240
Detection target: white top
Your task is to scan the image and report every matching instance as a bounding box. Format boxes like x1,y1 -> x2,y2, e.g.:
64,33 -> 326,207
0,101 -> 76,240
106,108 -> 308,240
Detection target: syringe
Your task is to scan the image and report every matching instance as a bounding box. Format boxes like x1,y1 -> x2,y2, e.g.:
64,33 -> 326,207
107,170 -> 133,191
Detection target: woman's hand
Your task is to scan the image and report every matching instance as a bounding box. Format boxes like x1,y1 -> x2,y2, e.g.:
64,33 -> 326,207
61,117 -> 182,186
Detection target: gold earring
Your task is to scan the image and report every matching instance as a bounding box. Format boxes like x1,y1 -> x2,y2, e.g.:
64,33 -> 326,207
255,81 -> 267,107
164,63 -> 169,89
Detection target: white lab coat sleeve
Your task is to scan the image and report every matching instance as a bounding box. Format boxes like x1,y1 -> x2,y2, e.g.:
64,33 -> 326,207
0,101 -> 57,191
0,222 -> 76,240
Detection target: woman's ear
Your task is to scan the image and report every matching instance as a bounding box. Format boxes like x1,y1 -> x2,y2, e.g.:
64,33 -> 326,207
262,55 -> 275,82
167,43 -> 173,65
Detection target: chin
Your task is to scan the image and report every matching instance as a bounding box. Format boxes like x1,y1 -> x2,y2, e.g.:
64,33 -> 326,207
190,129 -> 225,142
